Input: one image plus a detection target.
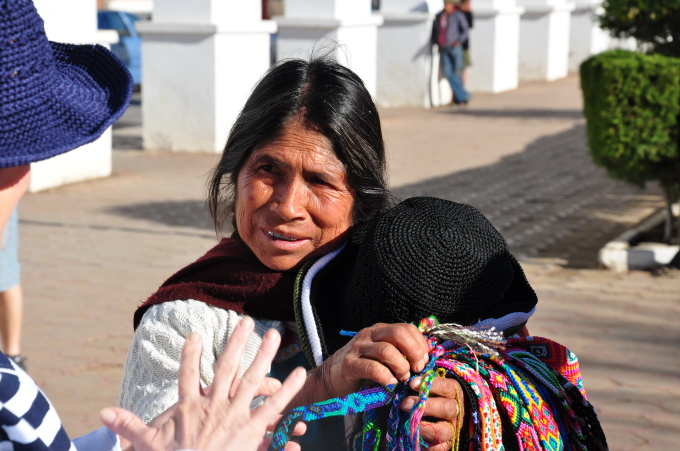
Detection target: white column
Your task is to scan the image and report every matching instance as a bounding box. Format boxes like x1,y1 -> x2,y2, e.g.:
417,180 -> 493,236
568,0 -> 613,72
138,0 -> 276,153
375,1 -> 434,107
29,0 -> 113,192
517,0 -> 575,82
275,0 -> 382,98
466,0 -> 525,93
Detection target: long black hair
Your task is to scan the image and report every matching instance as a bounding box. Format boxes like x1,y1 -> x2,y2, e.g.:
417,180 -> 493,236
207,57 -> 392,236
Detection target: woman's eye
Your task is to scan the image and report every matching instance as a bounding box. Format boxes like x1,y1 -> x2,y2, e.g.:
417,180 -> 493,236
312,175 -> 330,186
259,164 -> 275,173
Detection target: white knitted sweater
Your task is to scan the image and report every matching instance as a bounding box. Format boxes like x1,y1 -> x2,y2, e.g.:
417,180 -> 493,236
118,299 -> 284,423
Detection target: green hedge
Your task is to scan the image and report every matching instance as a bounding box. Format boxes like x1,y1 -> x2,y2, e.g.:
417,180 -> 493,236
580,50 -> 680,193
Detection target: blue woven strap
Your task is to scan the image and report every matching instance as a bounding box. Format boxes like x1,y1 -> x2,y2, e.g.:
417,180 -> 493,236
268,384 -> 398,450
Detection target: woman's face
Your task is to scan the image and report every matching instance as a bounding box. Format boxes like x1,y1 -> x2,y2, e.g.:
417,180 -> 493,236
235,117 -> 355,271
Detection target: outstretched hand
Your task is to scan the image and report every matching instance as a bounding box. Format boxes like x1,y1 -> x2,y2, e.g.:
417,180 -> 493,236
101,317 -> 306,451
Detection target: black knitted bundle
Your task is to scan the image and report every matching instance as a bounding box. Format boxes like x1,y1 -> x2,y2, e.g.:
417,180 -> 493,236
342,197 -> 537,331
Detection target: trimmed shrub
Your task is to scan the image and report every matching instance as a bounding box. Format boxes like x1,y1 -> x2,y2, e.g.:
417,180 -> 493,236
580,50 -> 680,241
599,0 -> 680,58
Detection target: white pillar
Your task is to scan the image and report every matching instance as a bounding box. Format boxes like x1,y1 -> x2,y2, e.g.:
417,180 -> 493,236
275,0 -> 382,98
138,0 -> 276,153
466,0 -> 524,93
517,0 -> 575,82
29,0 -> 113,192
568,0 -> 613,72
375,1 -> 434,107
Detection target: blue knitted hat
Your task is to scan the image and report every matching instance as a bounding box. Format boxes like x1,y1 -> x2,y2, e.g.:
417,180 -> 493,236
0,0 -> 133,168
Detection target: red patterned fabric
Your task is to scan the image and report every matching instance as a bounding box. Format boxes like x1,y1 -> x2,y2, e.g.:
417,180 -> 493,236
507,336 -> 587,398
438,14 -> 447,46
134,238 -> 296,329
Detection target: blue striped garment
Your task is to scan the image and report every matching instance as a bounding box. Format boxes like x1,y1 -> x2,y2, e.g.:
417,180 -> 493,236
0,352 -> 76,451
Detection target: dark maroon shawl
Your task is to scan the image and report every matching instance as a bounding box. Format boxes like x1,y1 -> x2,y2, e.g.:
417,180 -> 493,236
134,238 -> 296,329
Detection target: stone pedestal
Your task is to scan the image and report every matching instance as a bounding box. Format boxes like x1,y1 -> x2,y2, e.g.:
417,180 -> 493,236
466,0 -> 524,93
29,0 -> 113,192
517,0 -> 575,82
138,0 -> 275,153
569,0 -> 612,72
375,1 -> 433,107
107,0 -> 153,15
275,0 -> 382,97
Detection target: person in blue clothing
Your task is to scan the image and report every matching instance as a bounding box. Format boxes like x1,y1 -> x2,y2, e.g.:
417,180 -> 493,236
431,0 -> 470,105
0,207 -> 25,371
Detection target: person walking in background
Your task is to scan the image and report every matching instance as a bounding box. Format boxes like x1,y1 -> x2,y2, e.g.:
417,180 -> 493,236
460,0 -> 473,87
0,207 -> 25,370
431,0 -> 470,105
0,151 -> 30,373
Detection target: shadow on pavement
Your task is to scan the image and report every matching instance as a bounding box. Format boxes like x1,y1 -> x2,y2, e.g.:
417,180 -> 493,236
19,217 -> 215,239
439,108 -> 585,120
107,200 -> 215,231
101,123 -> 663,270
393,124 -> 663,268
112,135 -> 143,150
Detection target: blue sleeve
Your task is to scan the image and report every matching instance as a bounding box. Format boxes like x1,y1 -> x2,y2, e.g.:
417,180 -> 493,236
73,426 -> 120,451
458,12 -> 469,44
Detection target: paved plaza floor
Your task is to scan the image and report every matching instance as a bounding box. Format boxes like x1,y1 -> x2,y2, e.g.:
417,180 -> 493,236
18,76 -> 679,448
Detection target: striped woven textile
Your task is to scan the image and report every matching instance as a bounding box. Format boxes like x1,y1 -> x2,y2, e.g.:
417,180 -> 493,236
269,319 -> 608,451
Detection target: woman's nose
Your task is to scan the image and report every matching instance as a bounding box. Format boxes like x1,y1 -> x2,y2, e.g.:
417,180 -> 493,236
274,180 -> 307,220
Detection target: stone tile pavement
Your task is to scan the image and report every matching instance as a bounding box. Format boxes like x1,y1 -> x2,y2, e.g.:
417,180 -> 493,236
17,76 -> 679,448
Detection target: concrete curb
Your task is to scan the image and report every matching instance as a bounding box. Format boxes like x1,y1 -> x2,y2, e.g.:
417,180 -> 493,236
599,204 -> 680,272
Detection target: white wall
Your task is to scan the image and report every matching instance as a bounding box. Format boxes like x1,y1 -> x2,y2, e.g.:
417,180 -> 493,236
517,0 -> 574,82
139,0 -> 275,153
568,1 -> 639,73
285,0 -> 372,19
276,0 -> 381,98
376,13 -> 433,107
463,0 -> 523,93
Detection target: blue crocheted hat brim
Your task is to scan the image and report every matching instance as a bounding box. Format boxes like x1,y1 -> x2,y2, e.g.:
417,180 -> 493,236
0,0 -> 133,168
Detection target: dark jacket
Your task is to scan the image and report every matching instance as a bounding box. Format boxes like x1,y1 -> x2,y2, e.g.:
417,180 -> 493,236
463,10 -> 473,50
431,9 -> 469,48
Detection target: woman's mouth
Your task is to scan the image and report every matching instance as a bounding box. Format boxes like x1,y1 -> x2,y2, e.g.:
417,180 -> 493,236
266,230 -> 300,241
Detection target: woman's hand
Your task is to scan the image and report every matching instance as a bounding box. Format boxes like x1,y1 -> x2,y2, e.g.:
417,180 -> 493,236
401,376 -> 465,451
301,323 -> 430,404
101,317 -> 306,451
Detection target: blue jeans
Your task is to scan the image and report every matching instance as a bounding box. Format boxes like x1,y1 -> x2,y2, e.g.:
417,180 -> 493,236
440,45 -> 469,103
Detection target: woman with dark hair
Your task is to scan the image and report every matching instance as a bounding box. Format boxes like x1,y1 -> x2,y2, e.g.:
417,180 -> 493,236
119,57 -> 460,450
207,57 -> 391,236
